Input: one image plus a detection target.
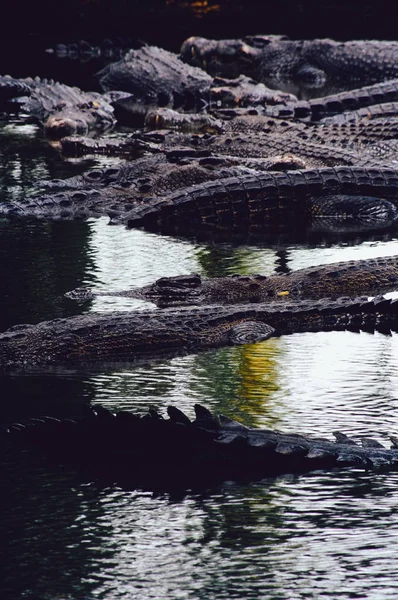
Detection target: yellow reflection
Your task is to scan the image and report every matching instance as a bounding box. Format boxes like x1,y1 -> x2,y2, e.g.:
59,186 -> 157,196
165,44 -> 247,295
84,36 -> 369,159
234,338 -> 285,428
190,337 -> 286,429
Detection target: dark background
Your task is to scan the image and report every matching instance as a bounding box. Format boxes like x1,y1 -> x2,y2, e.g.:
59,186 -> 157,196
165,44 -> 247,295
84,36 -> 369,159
3,1 -> 397,55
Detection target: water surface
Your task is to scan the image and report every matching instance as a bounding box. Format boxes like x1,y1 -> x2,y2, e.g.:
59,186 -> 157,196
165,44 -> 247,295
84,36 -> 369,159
2,41 -> 398,600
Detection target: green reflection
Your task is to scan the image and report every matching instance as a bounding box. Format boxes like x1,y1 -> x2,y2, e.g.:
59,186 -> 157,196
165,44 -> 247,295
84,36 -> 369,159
195,244 -> 281,277
189,338 -> 285,428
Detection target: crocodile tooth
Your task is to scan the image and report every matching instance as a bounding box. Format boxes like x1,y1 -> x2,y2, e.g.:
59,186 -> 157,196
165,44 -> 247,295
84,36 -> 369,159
333,431 -> 359,445
360,437 -> 385,448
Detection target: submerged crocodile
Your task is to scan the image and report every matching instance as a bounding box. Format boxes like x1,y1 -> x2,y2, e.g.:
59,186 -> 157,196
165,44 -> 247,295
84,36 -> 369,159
180,35 -> 398,93
1,296 -> 397,371
65,255 -> 398,307
0,75 -> 119,137
5,403 -> 398,489
3,167 -> 398,238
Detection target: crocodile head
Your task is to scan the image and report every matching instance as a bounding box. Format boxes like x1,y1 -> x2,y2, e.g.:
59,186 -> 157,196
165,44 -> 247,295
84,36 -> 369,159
44,115 -> 89,138
180,36 -> 263,78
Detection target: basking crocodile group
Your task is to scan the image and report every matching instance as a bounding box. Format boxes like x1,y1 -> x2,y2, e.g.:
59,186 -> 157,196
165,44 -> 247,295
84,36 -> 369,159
3,40 -> 398,237
96,45 -> 296,111
0,46 -> 295,139
0,75 -> 120,138
180,35 -> 398,93
4,34 -> 398,488
5,403 -> 398,489
3,166 -> 398,240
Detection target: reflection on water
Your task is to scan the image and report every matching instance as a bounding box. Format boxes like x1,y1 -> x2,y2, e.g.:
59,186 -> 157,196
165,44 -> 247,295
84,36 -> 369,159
87,329 -> 398,438
3,457 -> 398,600
3,57 -> 398,600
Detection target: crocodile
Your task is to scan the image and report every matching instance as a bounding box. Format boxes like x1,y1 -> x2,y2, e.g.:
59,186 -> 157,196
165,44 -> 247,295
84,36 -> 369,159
65,255 -> 398,307
0,296 -> 397,371
58,103 -> 398,168
119,166 -> 398,235
0,75 -> 119,138
5,403 -> 398,488
38,151 -> 307,195
4,45 -> 398,142
180,35 -> 398,93
211,79 -> 398,122
143,111 -> 398,165
3,167 -> 398,238
96,45 -> 296,115
60,125 -> 386,167
96,44 -> 398,121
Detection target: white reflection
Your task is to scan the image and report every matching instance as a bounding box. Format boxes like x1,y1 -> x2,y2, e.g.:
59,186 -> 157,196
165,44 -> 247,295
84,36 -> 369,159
85,218 -> 201,311
287,237 -> 398,270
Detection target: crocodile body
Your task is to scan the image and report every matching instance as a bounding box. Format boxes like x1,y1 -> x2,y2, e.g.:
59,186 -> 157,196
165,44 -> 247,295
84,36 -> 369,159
5,403 -> 398,488
212,80 -> 398,122
180,35 -> 398,92
96,46 -> 295,115
4,46 -> 398,142
66,255 -> 398,307
0,296 -> 397,371
0,75 -> 117,137
4,167 -> 398,238
39,152 -> 307,196
59,105 -> 398,168
289,80 -> 398,121
61,124 -> 384,167
97,45 -> 398,123
120,166 -> 398,235
153,117 -> 398,166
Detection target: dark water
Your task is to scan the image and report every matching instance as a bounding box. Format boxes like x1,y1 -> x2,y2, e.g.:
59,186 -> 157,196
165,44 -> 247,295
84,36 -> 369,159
2,8 -> 398,599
